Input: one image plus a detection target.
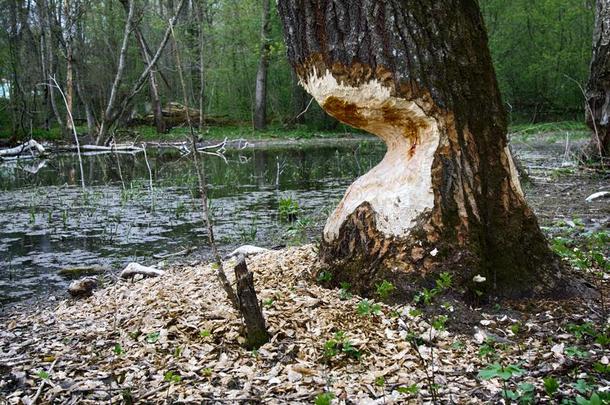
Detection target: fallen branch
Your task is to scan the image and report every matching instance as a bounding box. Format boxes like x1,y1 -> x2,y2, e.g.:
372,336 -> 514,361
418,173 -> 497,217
120,263 -> 165,279
0,140 -> 46,157
585,191 -> 610,202
224,245 -> 270,260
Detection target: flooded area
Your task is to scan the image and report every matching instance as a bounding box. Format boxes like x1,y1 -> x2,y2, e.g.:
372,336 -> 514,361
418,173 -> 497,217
0,140 -> 385,304
0,133 -> 607,306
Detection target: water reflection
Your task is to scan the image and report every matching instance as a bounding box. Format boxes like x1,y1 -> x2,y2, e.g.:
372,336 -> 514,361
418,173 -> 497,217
0,141 -> 384,304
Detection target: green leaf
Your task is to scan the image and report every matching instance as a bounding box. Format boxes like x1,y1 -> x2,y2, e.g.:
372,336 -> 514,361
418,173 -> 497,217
314,392 -> 335,405
543,376 -> 559,396
396,384 -> 419,394
146,331 -> 160,343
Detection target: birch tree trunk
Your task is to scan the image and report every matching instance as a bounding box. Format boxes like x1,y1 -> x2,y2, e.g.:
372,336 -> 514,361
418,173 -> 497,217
585,0 -> 610,160
254,0 -> 271,130
278,0 -> 563,300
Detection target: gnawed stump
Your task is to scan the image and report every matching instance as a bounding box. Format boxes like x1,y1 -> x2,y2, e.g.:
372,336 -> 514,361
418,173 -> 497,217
234,255 -> 270,349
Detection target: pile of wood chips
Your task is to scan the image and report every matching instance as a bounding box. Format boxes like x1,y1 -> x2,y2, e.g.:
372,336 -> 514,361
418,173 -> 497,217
0,246 -> 607,404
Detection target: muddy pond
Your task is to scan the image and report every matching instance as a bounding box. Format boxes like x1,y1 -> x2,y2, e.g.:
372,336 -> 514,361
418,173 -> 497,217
0,139 -> 385,305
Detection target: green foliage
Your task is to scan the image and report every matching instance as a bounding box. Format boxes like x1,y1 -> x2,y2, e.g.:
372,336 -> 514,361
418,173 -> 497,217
146,331 -> 160,344
356,299 -> 382,317
375,280 -> 395,300
163,371 -> 182,384
396,384 -> 419,395
480,1 -> 594,122
414,272 -> 453,305
113,343 -> 123,356
543,377 -> 559,397
314,391 -> 335,405
338,282 -> 352,300
317,271 -> 332,283
323,331 -> 361,361
36,370 -> 50,380
478,363 -> 524,381
278,197 -> 299,222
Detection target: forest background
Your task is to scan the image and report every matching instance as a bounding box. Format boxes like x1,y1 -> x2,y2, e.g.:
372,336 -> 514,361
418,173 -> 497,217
0,0 -> 595,141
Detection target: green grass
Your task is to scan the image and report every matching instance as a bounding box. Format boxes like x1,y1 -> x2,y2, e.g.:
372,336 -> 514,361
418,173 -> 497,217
0,119 -> 591,144
126,123 -> 361,142
509,121 -> 588,135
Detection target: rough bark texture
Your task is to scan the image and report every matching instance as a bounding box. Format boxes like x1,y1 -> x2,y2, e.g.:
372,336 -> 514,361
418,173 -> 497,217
235,256 -> 270,349
254,0 -> 271,130
278,0 -> 562,300
586,0 -> 610,159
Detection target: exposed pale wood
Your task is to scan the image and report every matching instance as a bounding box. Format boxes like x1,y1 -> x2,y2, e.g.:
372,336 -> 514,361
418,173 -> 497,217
0,140 -> 46,157
120,263 -> 165,279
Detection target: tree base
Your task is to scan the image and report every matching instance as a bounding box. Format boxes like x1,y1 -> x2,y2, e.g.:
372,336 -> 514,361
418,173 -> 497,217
319,201 -> 567,303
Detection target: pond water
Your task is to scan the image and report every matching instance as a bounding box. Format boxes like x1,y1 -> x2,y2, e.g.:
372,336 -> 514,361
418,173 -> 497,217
0,140 -> 385,305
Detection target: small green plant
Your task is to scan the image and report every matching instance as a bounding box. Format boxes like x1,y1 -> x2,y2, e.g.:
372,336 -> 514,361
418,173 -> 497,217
323,331 -> 361,361
113,343 -> 123,356
317,271 -> 332,283
263,298 -> 275,308
202,368 -> 213,377
339,282 -> 352,300
278,197 -> 299,222
396,384 -> 419,395
163,371 -> 182,383
374,376 -> 385,387
565,346 -> 589,359
375,280 -> 396,300
199,329 -> 211,338
146,331 -> 160,343
36,370 -> 50,380
314,391 -> 335,405
478,363 -> 525,402
543,376 -> 559,398
356,299 -> 382,317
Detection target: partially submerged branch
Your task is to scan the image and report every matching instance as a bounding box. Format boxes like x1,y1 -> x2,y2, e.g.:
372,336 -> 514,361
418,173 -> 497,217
0,140 -> 46,157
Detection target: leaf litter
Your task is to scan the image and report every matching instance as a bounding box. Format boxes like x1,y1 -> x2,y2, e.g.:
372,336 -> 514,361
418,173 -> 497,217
0,245 -> 608,404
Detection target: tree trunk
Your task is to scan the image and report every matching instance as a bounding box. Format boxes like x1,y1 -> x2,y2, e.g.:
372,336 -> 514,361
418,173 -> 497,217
277,0 -> 563,300
64,0 -> 75,137
585,0 -> 610,160
254,0 -> 271,130
134,28 -> 167,134
234,256 -> 270,349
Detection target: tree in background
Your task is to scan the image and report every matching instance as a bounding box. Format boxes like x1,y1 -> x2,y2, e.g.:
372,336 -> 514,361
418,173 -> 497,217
585,0 -> 610,160
254,0 -> 271,130
278,0 -> 564,300
481,0 -> 594,122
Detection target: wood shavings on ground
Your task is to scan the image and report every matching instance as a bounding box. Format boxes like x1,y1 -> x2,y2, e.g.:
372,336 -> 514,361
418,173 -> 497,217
1,245 -> 608,404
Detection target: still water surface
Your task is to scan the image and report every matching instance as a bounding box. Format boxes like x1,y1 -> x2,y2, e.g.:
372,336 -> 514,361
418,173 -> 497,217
0,140 -> 384,304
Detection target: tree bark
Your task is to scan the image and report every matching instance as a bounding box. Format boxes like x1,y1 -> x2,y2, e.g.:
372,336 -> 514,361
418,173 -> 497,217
134,28 -> 167,134
278,0 -> 563,300
254,0 -> 271,130
234,256 -> 270,349
64,0 -> 75,137
585,0 -> 610,160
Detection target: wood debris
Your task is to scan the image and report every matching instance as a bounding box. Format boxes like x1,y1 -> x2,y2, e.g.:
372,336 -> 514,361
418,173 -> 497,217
0,246 -> 607,404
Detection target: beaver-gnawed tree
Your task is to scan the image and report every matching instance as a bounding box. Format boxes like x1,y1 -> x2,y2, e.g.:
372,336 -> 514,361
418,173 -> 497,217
277,0 -> 567,300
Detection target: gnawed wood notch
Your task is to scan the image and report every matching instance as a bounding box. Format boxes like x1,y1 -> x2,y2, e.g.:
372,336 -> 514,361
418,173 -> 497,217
278,0 -> 564,300
234,255 -> 270,349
